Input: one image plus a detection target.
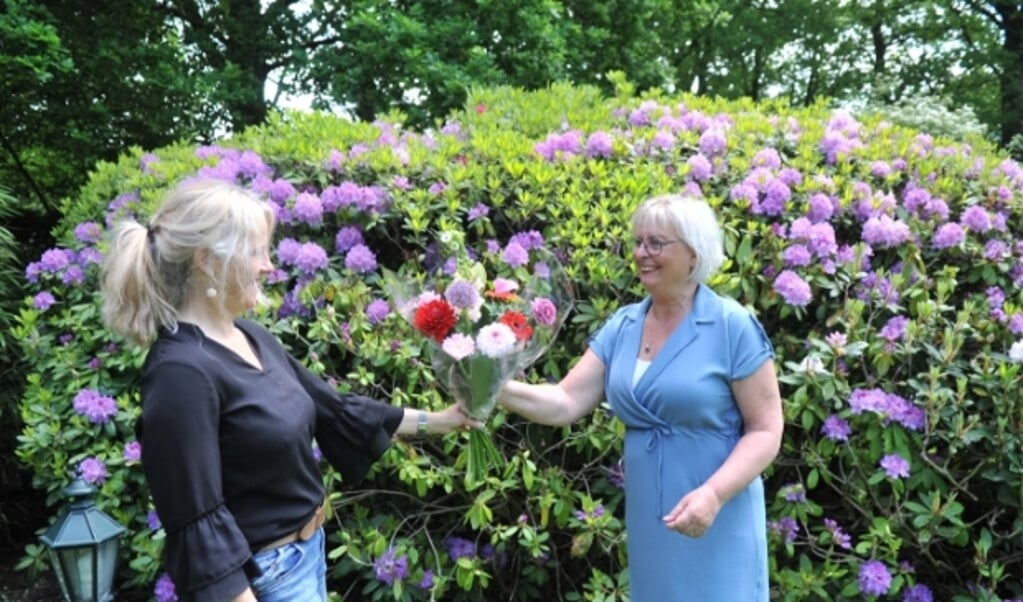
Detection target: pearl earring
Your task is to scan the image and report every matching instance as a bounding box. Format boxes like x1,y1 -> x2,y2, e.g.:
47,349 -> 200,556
205,287 -> 217,298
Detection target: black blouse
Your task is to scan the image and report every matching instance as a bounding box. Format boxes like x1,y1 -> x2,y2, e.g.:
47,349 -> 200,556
136,319 -> 403,601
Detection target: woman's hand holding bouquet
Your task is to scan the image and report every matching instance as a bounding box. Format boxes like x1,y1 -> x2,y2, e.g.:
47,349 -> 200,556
383,229 -> 572,487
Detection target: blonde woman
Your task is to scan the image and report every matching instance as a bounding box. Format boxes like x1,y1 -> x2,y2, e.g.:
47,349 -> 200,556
102,178 -> 474,602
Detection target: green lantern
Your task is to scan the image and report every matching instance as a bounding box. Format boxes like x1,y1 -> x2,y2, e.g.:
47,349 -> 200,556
39,478 -> 126,602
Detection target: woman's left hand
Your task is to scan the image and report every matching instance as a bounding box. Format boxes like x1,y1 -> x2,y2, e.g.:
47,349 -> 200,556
662,485 -> 722,538
425,403 -> 484,435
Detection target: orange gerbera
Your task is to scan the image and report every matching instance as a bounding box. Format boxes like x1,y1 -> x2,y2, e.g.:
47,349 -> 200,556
499,311 -> 533,341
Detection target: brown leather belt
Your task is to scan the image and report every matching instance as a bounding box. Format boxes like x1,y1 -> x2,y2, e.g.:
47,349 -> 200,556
259,501 -> 326,552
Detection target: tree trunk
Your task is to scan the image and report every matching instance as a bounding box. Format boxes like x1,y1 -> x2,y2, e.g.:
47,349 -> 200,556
996,1 -> 1023,146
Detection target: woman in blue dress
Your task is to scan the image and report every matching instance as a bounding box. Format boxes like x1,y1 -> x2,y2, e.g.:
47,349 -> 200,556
500,194 -> 783,601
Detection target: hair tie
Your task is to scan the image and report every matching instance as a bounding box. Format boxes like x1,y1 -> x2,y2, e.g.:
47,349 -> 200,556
146,223 -> 159,242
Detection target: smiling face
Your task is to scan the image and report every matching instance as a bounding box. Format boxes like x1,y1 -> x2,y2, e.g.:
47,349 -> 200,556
632,221 -> 697,294
223,217 -> 274,315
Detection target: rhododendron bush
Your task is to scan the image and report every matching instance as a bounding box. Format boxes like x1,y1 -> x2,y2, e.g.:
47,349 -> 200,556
15,81 -> 1023,600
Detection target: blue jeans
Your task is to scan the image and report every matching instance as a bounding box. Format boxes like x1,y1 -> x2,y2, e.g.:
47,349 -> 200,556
250,527 -> 327,602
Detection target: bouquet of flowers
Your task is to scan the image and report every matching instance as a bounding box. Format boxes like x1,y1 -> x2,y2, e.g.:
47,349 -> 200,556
383,230 -> 573,487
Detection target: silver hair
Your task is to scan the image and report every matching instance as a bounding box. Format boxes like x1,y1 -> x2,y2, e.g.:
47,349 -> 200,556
630,194 -> 725,283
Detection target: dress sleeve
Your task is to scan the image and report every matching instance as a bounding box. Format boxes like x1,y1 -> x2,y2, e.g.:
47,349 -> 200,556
726,307 -> 775,381
139,360 -> 253,602
589,305 -> 632,364
286,354 -> 404,483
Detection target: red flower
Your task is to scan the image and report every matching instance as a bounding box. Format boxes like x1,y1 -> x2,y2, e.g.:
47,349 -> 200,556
499,311 -> 533,341
414,299 -> 458,342
475,103 -> 487,114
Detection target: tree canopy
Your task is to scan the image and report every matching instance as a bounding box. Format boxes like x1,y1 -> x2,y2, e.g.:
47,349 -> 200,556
2,0 -> 1020,232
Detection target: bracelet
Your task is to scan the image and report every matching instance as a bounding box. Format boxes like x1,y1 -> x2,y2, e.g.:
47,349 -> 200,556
417,410 -> 428,435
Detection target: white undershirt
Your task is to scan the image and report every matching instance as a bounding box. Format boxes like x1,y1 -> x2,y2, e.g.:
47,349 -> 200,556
633,358 -> 651,387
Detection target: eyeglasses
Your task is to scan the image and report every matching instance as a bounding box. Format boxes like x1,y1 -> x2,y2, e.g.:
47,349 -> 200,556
632,237 -> 684,256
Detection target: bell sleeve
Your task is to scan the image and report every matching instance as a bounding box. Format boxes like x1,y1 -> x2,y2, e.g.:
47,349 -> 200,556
286,354 -> 404,483
138,359 -> 253,602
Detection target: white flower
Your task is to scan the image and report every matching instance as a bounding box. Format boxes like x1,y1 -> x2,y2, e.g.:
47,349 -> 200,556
442,333 -> 476,360
797,355 -> 827,374
476,323 -> 517,358
1009,340 -> 1023,363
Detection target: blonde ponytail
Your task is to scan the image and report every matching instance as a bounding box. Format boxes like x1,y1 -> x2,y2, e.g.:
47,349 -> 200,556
100,179 -> 274,346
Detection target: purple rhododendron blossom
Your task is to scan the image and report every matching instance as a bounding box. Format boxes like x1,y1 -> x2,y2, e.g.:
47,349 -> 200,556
535,131 -> 583,160
932,223 -> 965,249
140,153 -> 160,173
334,226 -> 364,253
294,242 -> 329,274
418,569 -> 434,589
752,148 -> 782,169
848,388 -> 925,431
33,291 -> 56,310
782,483 -> 807,503
509,231 -> 545,251
154,573 -> 177,602
806,193 -> 835,222
870,161 -> 892,178
276,238 -> 302,264
74,222 -> 103,243
373,547 -> 408,585
586,131 -> 614,158
62,265 -> 85,286
698,129 -> 727,156
824,518 -> 852,549
77,247 -> 103,265
502,241 -> 529,267
650,131 -> 675,151
961,205 -> 992,232
292,192 -> 324,225
783,244 -> 812,267
79,457 -> 108,485
880,454 -> 910,478
468,203 -> 490,221
123,441 -> 142,462
1008,313 -> 1023,335
858,560 -> 892,596
903,584 -> 934,602
344,244 -> 377,273
880,316 -> 910,343
73,389 -> 118,424
39,248 -> 73,272
984,239 -> 1010,260
365,299 -> 390,325
773,270 -> 812,306
606,459 -> 625,489
324,149 -> 345,172
445,536 -> 477,560
821,415 -> 851,441
862,215 -> 912,248
768,516 -> 798,543
686,154 -> 713,181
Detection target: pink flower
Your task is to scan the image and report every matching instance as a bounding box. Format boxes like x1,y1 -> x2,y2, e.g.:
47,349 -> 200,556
531,297 -> 557,327
476,323 -> 517,358
442,333 -> 476,360
491,278 -> 519,296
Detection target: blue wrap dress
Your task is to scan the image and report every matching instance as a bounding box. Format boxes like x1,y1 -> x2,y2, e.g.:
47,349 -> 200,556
589,285 -> 774,601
